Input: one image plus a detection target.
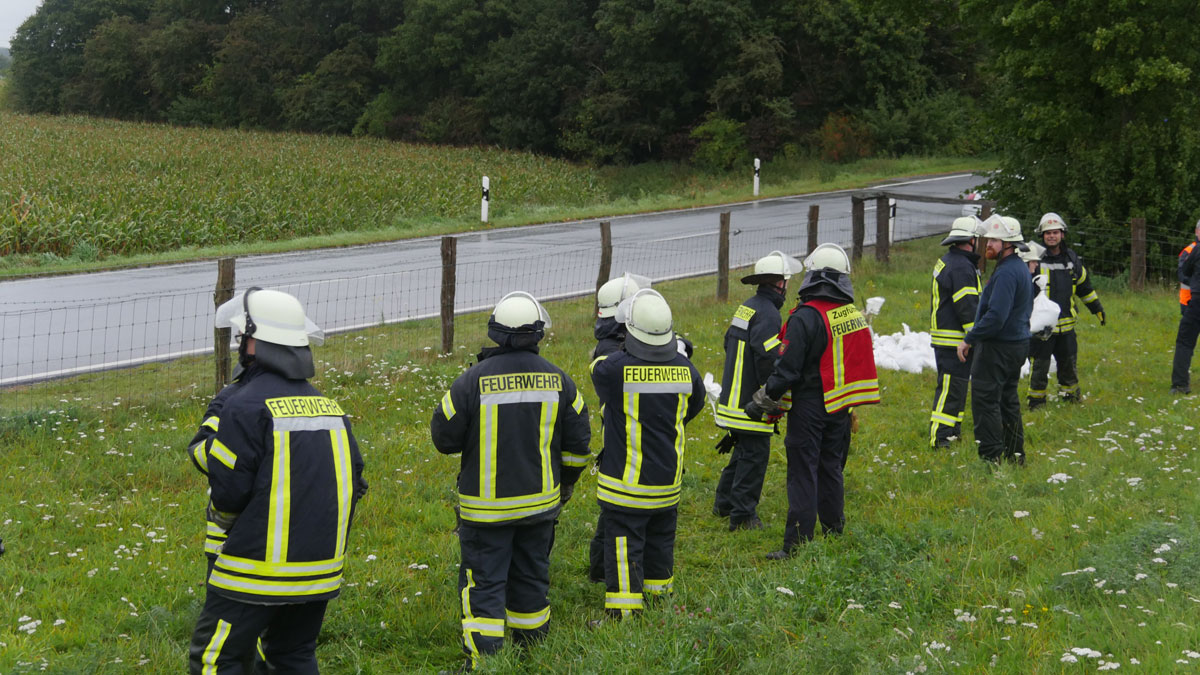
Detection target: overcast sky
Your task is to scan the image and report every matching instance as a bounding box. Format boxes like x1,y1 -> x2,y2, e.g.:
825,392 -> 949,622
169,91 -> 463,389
1,0 -> 41,49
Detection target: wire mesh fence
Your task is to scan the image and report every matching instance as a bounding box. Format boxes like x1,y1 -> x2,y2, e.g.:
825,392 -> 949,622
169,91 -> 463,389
0,197 -> 1189,415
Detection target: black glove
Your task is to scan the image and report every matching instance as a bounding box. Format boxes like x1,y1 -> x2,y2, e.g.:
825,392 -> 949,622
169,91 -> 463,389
747,387 -> 782,422
715,433 -> 736,454
1097,310 -> 1106,326
560,482 -> 575,506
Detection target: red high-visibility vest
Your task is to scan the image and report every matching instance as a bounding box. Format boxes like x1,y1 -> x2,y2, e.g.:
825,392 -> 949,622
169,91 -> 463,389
804,298 -> 882,413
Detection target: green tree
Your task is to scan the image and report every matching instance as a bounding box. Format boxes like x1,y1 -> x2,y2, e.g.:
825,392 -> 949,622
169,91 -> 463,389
63,16 -> 152,118
964,0 -> 1200,276
8,0 -> 152,113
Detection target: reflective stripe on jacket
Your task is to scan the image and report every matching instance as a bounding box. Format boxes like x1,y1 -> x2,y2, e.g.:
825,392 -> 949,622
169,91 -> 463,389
431,348 -> 591,526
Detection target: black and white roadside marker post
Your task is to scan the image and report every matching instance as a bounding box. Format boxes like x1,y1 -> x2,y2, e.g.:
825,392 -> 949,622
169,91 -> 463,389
481,175 -> 490,223
753,158 -> 760,197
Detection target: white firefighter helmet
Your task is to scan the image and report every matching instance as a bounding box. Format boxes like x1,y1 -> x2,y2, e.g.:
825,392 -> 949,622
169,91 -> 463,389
941,216 -> 980,246
491,291 -> 551,331
215,288 -> 324,347
979,214 -> 1027,246
741,250 -> 804,285
615,289 -> 674,346
597,272 -> 651,318
1018,240 -> 1046,264
1036,212 -> 1067,234
803,243 -> 851,274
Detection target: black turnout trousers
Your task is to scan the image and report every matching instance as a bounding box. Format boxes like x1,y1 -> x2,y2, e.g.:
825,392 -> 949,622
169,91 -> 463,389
782,397 -> 851,550
930,346 -> 972,446
602,507 -> 677,617
1029,331 -> 1079,401
189,591 -> 327,675
713,431 -> 771,522
457,520 -> 555,664
970,339 -> 1029,463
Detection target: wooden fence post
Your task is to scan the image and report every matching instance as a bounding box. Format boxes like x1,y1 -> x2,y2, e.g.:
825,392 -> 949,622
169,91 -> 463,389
807,204 -> 819,253
213,257 -> 236,395
595,221 -> 612,314
1130,217 -> 1146,291
717,212 -> 731,300
875,195 -> 890,263
851,196 -> 865,262
441,236 -> 457,353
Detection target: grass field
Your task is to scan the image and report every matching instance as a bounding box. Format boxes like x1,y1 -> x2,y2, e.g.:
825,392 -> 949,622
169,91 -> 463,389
2,237 -> 1196,673
0,110 -> 987,276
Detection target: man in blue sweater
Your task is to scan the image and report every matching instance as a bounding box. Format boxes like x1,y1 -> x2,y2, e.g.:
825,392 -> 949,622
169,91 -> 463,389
957,216 -> 1034,464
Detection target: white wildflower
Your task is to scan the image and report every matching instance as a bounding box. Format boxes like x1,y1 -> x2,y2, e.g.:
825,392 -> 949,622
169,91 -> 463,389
776,586 -> 795,597
1013,511 -> 1029,518
1047,473 -> 1072,484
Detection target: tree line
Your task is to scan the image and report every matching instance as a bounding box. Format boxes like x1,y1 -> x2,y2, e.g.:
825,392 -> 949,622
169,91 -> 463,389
7,0 -> 982,167
7,0 -> 1200,275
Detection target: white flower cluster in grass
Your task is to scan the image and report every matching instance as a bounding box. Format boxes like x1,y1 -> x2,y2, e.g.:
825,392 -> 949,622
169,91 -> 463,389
952,609 -> 975,623
1013,510 -> 1029,518
775,586 -> 794,597
1046,473 -> 1072,484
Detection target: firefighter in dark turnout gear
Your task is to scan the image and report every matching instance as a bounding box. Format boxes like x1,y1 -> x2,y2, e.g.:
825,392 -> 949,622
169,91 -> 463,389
713,251 -> 801,530
588,273 -> 647,583
590,289 -> 705,617
928,217 -> 983,448
431,292 -> 592,668
189,288 -> 367,675
1170,219 -> 1200,394
958,216 -> 1034,464
755,244 -> 880,559
1027,213 -> 1105,409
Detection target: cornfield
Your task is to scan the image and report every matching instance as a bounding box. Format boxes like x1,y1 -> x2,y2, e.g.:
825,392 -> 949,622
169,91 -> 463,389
0,112 -> 605,257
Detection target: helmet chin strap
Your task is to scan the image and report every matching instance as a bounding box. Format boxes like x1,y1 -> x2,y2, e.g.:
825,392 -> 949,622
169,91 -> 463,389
238,286 -> 263,368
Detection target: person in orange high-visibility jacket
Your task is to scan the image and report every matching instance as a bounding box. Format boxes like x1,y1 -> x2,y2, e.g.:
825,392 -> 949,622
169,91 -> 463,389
749,244 -> 880,560
189,288 -> 367,675
1179,238 -> 1197,315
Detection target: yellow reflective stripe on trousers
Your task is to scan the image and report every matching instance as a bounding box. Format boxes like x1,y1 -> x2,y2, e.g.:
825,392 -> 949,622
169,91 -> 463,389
623,392 -> 641,484
480,405 -> 497,500
606,536 -> 642,616
644,576 -> 673,595
506,606 -> 550,629
331,428 -> 354,556
539,401 -> 558,492
440,390 -> 456,420
201,618 -> 232,675
266,432 -> 291,563
461,569 -> 481,668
